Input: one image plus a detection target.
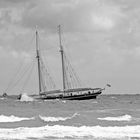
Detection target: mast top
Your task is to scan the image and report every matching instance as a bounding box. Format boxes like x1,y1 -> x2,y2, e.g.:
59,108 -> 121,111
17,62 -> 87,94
58,25 -> 63,52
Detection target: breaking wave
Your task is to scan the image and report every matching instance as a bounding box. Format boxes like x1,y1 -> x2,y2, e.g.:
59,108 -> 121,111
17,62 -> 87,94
19,93 -> 34,102
39,113 -> 79,122
98,114 -> 132,121
0,125 -> 139,139
0,115 -> 34,123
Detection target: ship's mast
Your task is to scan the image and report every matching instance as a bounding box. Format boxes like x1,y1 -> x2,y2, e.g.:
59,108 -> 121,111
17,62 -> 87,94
35,30 -> 42,94
58,25 -> 66,93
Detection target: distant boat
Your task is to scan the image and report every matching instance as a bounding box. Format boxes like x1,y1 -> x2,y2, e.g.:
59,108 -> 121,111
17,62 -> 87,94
30,25 -> 106,100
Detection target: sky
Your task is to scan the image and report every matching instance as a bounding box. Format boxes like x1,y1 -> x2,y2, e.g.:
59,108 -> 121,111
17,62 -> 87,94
0,0 -> 140,95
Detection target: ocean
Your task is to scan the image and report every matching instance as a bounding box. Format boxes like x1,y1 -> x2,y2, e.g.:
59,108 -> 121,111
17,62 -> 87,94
0,94 -> 140,140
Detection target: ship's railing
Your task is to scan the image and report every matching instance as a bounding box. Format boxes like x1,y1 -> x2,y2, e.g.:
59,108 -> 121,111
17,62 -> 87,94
63,88 -> 102,93
40,87 -> 103,95
40,90 -> 61,95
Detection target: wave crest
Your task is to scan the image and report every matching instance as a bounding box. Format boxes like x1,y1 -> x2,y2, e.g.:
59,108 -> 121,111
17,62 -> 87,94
0,115 -> 34,123
39,113 -> 79,122
98,114 -> 132,121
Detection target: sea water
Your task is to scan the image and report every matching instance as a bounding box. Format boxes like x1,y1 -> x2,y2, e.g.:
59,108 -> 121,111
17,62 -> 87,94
0,94 -> 140,140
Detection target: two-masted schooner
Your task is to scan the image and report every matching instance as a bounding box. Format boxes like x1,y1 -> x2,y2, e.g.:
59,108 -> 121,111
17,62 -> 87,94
30,25 -> 105,100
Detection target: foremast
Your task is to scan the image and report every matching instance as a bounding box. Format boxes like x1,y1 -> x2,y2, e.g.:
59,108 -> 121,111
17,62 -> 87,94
35,30 -> 42,94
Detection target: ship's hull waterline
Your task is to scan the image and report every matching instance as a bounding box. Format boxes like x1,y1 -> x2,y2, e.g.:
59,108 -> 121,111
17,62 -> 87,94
31,91 -> 102,100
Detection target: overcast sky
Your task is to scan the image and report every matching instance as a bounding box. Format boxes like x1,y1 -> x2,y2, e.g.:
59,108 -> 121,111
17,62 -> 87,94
0,0 -> 140,95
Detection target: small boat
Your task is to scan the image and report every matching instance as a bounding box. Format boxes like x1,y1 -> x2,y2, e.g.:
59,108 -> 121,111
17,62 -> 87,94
31,25 -> 106,100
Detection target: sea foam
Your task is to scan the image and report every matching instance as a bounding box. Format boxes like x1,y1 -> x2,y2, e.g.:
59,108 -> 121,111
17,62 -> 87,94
39,113 -> 79,122
0,115 -> 34,123
19,93 -> 34,102
98,114 -> 132,121
0,125 -> 139,139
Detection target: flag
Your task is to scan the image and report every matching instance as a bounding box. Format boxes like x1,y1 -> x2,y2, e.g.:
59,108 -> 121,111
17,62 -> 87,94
106,84 -> 111,87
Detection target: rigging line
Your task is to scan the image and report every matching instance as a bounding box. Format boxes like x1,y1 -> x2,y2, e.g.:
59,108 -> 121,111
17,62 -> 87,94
59,35 -> 81,86
59,28 -> 83,87
64,56 -> 74,88
40,63 -> 47,91
40,58 -> 56,90
41,66 -> 48,91
24,57 -> 38,94
44,70 -> 56,89
69,66 -> 80,88
44,69 -> 54,90
64,52 -> 81,85
66,63 -> 77,89
65,59 -> 73,89
8,60 -> 35,92
64,53 -> 81,88
70,68 -> 81,88
40,59 -> 50,91
65,60 -> 72,89
4,34 -> 36,93
40,56 -> 57,89
63,55 -> 71,89
64,66 -> 69,89
5,60 -> 33,90
68,58 -> 81,87
4,60 -> 24,92
42,55 -> 56,78
59,27 -> 74,64
20,58 -> 36,93
67,60 -> 80,87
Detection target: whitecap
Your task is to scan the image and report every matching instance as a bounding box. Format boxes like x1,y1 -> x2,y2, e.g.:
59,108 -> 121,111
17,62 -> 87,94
0,125 -> 140,139
62,100 -> 66,103
98,114 -> 132,121
0,115 -> 34,123
110,96 -> 117,99
39,113 -> 79,122
19,93 -> 34,102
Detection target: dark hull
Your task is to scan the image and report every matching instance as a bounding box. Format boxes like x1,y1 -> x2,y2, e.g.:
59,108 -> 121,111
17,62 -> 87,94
34,91 -> 102,100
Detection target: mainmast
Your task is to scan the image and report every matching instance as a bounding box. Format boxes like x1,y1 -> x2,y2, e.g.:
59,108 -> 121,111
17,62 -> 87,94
58,25 -> 66,93
35,30 -> 42,94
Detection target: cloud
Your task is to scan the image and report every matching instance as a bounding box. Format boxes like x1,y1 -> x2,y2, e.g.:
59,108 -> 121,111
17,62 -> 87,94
19,0 -> 125,32
0,0 -> 30,5
91,3 -> 125,30
92,15 -> 114,30
0,0 -> 140,93
0,7 -> 24,25
0,46 -> 32,63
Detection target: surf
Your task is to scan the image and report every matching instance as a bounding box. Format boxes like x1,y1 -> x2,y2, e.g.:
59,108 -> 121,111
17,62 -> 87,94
0,125 -> 139,139
19,93 -> 34,102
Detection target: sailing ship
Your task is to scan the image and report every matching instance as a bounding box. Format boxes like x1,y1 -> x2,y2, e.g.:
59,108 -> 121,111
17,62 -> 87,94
31,25 -> 106,100
3,25 -> 108,100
